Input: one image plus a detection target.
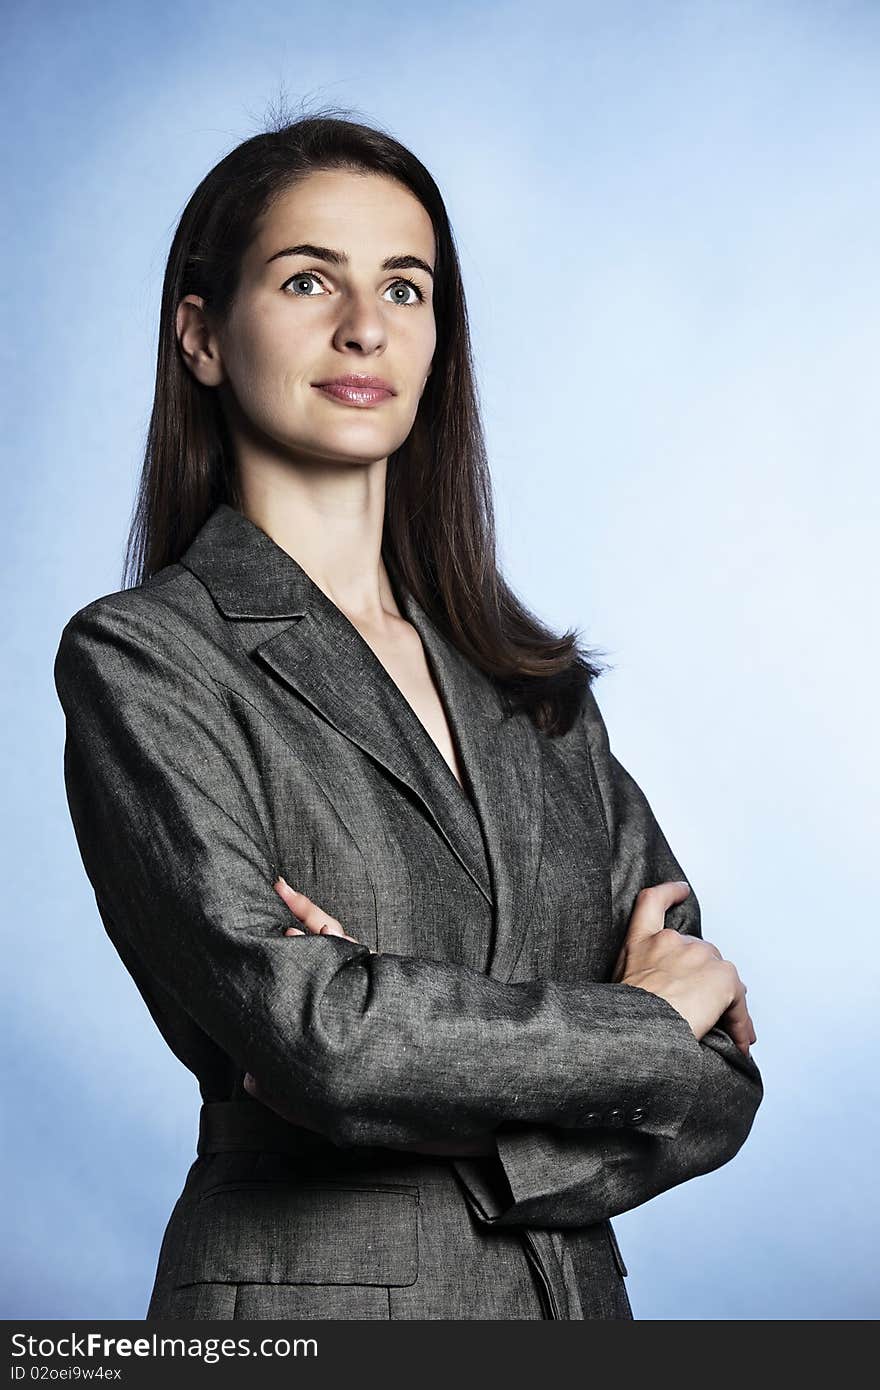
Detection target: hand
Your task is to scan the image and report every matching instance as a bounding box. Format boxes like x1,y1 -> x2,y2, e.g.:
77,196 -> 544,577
611,881 -> 757,1056
242,877 -> 499,1158
273,876 -> 376,949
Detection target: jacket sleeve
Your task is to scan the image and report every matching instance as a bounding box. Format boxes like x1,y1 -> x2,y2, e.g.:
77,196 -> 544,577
453,683 -> 764,1228
54,598 -> 709,1151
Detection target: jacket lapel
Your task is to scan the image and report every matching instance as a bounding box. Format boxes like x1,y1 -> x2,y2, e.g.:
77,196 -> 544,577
253,608 -> 495,907
399,588 -> 546,983
178,503 -> 544,984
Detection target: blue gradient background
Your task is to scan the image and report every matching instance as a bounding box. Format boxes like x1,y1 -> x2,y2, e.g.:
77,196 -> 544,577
4,1 -> 878,1320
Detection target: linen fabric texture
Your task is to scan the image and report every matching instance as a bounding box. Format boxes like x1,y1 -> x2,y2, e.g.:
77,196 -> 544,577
54,502 -> 763,1320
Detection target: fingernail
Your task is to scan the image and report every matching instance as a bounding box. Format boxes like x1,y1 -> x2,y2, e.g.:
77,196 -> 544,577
276,875 -> 289,888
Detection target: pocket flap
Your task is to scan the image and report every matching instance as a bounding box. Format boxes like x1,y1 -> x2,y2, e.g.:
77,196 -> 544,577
174,1182 -> 419,1288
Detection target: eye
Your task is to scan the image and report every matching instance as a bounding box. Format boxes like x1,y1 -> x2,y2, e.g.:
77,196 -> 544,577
281,271 -> 426,306
281,271 -> 326,298
383,279 -> 426,307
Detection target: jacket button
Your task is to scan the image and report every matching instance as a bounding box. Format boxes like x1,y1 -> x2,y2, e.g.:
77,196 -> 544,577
608,1108 -> 624,1125
584,1111 -> 601,1124
630,1107 -> 646,1123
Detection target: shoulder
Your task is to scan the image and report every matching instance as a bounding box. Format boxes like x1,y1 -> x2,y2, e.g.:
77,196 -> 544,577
54,563 -> 223,701
57,561 -> 218,654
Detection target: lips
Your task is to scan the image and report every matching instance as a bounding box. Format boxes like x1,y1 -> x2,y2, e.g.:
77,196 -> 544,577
312,381 -> 394,407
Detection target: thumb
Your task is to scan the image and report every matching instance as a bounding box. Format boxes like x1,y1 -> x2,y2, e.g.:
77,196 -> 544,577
625,880 -> 691,945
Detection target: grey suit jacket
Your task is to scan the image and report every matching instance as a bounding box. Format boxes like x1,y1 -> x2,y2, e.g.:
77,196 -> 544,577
54,502 -> 763,1321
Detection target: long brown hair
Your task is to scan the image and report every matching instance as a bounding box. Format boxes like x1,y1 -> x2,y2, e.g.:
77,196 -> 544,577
123,101 -> 610,735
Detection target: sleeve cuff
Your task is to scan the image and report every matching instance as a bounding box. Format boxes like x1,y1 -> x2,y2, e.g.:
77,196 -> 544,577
452,989 -> 706,1228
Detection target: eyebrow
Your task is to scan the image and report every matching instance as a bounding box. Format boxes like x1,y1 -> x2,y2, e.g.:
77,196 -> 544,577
264,242 -> 434,279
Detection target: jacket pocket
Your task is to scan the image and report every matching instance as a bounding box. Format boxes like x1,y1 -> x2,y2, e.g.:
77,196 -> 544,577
173,1181 -> 419,1288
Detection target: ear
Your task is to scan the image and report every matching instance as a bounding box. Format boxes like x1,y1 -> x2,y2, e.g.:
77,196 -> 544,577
176,294 -> 225,387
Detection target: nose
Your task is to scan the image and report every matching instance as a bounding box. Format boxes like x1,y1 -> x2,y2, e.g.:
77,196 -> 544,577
331,288 -> 388,356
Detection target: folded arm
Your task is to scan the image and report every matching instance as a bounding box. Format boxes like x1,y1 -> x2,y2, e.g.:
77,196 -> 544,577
54,599 -> 708,1151
453,684 -> 764,1228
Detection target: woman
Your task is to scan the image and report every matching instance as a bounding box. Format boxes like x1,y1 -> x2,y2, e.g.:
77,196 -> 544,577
54,112 -> 763,1321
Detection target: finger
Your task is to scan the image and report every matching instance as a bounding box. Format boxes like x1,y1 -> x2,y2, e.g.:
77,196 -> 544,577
283,923 -> 362,943
274,878 -> 345,935
625,880 -> 692,944
283,923 -> 365,946
274,876 -> 308,919
740,983 -> 757,1044
718,1013 -> 751,1055
718,989 -> 754,1055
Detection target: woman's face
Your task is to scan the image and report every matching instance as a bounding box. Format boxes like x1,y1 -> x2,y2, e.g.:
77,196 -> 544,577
191,169 -> 437,470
